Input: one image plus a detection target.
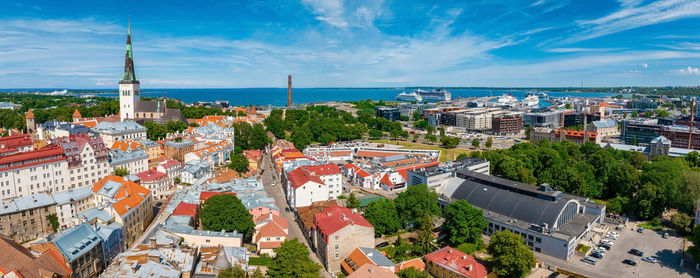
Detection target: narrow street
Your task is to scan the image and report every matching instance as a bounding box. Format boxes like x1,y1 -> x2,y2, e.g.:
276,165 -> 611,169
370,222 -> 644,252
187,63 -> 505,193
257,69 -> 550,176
259,152 -> 333,278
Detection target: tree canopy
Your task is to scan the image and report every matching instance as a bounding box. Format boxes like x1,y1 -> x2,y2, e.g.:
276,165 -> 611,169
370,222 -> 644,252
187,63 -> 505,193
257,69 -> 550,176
469,141 -> 700,219
394,184 -> 441,226
443,200 -> 488,247
487,230 -> 536,278
363,198 -> 401,236
266,239 -> 321,278
200,194 -> 255,240
227,153 -> 250,173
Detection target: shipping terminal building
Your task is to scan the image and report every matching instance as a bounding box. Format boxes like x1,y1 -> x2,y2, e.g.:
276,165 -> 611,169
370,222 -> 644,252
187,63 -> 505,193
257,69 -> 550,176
438,169 -> 605,261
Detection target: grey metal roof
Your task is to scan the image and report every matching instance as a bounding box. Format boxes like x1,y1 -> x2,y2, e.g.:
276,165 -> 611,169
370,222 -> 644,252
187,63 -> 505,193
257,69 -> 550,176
52,186 -> 93,205
53,223 -> 102,261
448,179 -> 570,228
80,207 -> 114,223
0,193 -> 55,215
358,247 -> 395,267
93,121 -> 146,134
592,119 -> 616,128
109,149 -> 148,165
136,138 -> 160,148
164,140 -> 193,148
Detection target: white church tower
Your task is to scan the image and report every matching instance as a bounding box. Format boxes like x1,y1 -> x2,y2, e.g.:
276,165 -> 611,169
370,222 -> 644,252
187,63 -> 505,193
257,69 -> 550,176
119,19 -> 140,121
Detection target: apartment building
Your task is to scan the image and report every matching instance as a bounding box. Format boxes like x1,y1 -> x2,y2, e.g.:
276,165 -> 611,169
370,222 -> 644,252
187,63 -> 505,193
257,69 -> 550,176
92,121 -> 147,148
108,149 -> 148,175
285,164 -> 343,208
313,206 -> 374,274
0,193 -> 56,241
53,134 -> 110,191
164,139 -> 194,162
0,144 -> 68,200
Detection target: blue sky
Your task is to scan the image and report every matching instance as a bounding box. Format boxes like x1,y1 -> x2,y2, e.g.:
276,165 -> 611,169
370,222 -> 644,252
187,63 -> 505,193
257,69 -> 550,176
1,0 -> 700,88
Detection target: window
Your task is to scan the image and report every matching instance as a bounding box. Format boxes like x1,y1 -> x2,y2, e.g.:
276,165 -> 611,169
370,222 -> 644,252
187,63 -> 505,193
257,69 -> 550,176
535,247 -> 541,252
536,237 -> 541,243
335,253 -> 340,259
335,245 -> 339,250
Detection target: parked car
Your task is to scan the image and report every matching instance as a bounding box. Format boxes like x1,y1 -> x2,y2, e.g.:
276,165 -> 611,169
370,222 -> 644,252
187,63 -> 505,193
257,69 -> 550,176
375,242 -> 389,249
591,252 -> 604,259
583,257 -> 598,265
637,227 -> 645,233
622,259 -> 637,266
641,257 -> 658,263
605,234 -> 618,240
594,247 -> 607,253
629,249 -> 644,256
601,240 -> 614,246
662,232 -> 669,238
598,244 -> 611,250
608,231 -> 619,236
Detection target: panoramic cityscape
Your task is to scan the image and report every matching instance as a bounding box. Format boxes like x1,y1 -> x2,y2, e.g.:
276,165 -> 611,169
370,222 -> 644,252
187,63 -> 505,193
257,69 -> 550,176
1,1 -> 700,278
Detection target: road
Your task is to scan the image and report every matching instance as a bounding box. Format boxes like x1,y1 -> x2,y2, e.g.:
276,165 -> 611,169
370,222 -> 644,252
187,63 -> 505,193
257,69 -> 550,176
259,151 -> 333,278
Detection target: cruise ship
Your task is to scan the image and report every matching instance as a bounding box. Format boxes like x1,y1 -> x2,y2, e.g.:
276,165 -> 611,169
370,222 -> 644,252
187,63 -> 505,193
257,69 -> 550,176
396,91 -> 423,102
521,93 -> 539,107
497,93 -> 517,105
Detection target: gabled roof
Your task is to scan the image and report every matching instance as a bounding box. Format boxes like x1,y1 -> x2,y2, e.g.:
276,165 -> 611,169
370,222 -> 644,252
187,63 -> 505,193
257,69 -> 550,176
255,216 -> 288,243
92,175 -> 151,216
171,202 -> 198,217
347,264 -> 398,278
287,164 -> 341,189
314,206 -> 373,242
394,257 -> 425,272
73,109 -> 82,118
52,223 -> 102,262
26,108 -> 34,119
423,247 -> 487,278
136,168 -> 167,182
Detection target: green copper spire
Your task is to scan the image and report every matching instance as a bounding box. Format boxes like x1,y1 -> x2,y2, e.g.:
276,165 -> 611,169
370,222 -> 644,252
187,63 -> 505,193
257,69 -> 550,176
120,17 -> 138,84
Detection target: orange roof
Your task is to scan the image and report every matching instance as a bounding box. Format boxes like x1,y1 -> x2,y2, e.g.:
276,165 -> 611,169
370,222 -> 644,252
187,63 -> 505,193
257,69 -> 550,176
423,247 -> 487,278
73,119 -> 98,128
26,109 -> 34,119
111,140 -> 143,152
258,241 -> 283,250
73,109 -> 82,118
395,258 -> 425,272
93,175 -> 151,216
255,216 -> 288,243
234,107 -> 247,113
347,264 -> 398,278
341,248 -> 374,274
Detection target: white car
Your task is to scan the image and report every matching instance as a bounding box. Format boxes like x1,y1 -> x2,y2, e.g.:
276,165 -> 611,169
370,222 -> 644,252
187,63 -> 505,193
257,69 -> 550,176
608,231 -> 619,236
594,247 -> 607,252
601,240 -> 614,246
605,234 -> 618,240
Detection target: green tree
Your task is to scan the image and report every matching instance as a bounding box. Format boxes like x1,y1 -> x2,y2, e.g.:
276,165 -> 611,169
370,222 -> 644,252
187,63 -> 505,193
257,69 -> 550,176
48,213 -> 59,232
488,230 -> 536,278
114,168 -> 129,177
441,136 -> 460,148
471,138 -> 480,148
217,266 -> 246,278
390,129 -> 402,140
227,153 -> 250,173
368,129 -> 384,139
670,213 -> 693,234
439,127 -> 445,137
249,268 -> 265,278
426,125 -> 436,135
174,177 -> 181,184
267,239 -> 321,278
425,134 -> 437,143
632,110 -> 639,118
200,194 -> 255,240
413,120 -> 428,130
394,184 -> 440,226
456,153 -> 469,160
397,267 -> 429,278
485,137 -> 493,149
443,200 -> 488,247
688,225 -> 700,263
250,123 -> 271,150
414,214 -> 434,255
363,198 -> 401,236
634,183 -> 665,220
412,133 -> 420,141
346,192 -> 360,209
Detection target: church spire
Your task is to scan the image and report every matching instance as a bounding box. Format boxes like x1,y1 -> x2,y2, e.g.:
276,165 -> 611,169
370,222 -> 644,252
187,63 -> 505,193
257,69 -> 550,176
120,17 -> 138,84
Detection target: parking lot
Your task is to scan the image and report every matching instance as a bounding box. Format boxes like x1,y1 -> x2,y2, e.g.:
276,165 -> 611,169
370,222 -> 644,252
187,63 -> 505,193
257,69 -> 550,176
567,223 -> 696,277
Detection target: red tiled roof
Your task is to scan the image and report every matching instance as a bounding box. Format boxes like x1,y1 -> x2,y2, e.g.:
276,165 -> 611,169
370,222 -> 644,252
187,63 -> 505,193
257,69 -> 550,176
423,247 -> 488,278
0,134 -> 32,150
73,109 -> 81,118
255,216 -> 288,243
172,202 -> 198,217
258,241 -> 283,250
199,191 -> 236,202
26,109 -> 34,119
0,144 -> 65,171
314,206 -> 373,243
135,169 -> 167,182
287,164 -> 341,189
395,257 -> 425,272
379,174 -> 393,187
160,159 -> 182,169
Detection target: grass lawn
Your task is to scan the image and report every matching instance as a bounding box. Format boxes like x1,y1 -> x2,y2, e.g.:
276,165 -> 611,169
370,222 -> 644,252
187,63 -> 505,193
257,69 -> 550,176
368,139 -> 471,162
638,222 -> 663,231
249,256 -> 273,266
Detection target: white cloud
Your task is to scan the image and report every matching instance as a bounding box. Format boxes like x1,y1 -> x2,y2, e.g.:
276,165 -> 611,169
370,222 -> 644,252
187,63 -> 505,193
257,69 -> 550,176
643,63 -> 648,69
546,47 -> 622,53
302,0 -> 384,28
302,0 -> 348,27
531,0 -> 546,7
675,66 -> 700,75
563,0 -> 700,44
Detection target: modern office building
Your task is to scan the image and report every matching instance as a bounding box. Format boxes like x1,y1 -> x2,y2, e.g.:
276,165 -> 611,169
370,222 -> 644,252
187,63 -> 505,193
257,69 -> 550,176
492,113 -> 523,135
620,119 -> 661,145
375,107 -> 402,121
523,111 -> 562,128
659,125 -> 700,150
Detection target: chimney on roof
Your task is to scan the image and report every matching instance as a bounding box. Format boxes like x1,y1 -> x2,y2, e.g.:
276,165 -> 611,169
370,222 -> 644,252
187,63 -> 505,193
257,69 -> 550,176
368,267 -> 373,273
467,265 -> 473,272
448,248 -> 453,253
462,255 -> 467,259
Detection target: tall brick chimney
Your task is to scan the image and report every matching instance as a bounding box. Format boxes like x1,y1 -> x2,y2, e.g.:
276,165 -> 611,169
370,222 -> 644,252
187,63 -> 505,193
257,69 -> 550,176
287,75 -> 292,106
